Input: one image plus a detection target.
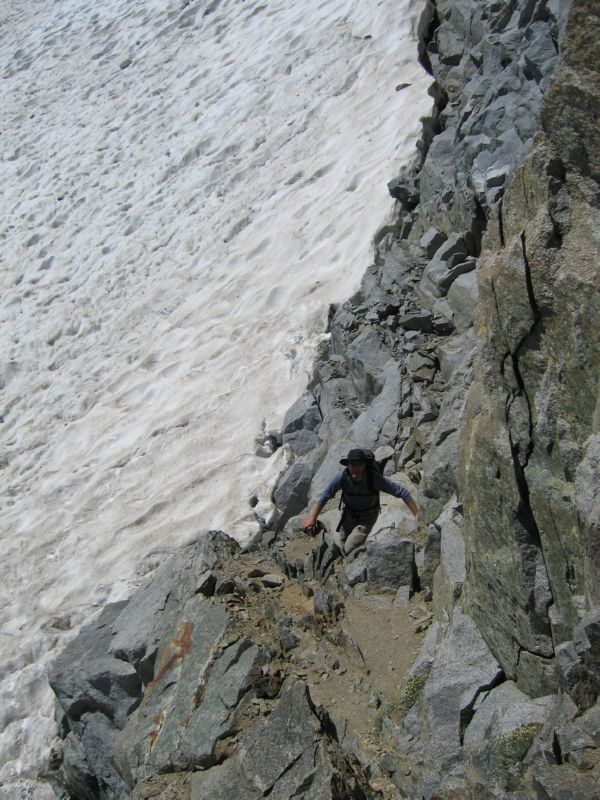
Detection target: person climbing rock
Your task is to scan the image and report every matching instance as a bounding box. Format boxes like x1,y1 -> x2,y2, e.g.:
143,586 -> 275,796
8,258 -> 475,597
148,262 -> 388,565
301,448 -> 419,555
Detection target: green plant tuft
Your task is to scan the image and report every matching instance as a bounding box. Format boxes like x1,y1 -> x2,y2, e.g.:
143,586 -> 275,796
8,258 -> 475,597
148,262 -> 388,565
490,723 -> 542,780
396,672 -> 428,718
374,671 -> 428,734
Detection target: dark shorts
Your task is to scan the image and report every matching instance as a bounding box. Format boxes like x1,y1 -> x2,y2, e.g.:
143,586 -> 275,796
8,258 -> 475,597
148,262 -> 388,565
339,509 -> 379,555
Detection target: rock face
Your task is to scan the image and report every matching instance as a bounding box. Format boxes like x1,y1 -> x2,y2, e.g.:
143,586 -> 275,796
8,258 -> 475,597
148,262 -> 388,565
460,0 -> 600,700
46,1 -> 600,799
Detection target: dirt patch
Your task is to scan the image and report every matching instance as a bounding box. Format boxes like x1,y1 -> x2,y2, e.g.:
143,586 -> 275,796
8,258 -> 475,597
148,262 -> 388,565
344,595 -> 426,703
133,772 -> 191,799
279,530 -> 322,564
305,593 -> 428,783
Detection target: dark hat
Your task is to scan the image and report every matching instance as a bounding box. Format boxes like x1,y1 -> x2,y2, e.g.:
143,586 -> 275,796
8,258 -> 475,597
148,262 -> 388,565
340,448 -> 367,465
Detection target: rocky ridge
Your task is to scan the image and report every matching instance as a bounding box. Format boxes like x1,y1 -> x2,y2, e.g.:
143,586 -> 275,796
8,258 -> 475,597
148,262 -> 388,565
46,530 -> 431,799
46,1 -> 600,798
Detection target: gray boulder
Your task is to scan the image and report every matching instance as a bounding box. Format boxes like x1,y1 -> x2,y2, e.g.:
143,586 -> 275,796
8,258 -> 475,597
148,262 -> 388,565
282,391 -> 321,437
396,309 -> 434,332
366,528 -> 417,594
191,759 -> 251,800
520,20 -> 564,90
392,607 -> 503,796
312,356 -> 360,443
113,597 -> 268,784
463,681 -> 559,788
557,608 -> 600,712
282,392 -> 322,456
49,602 -> 139,733
53,730 -> 101,800
432,232 -> 472,266
109,532 -> 240,682
420,257 -> 476,299
282,427 -> 320,458
419,227 -> 447,258
446,269 -> 479,330
344,554 -> 368,587
48,601 -> 137,798
531,762 -> 600,799
575,609 -> 600,697
420,430 -> 460,524
407,350 -> 438,383
387,175 -> 419,208
191,682 -> 374,800
437,329 -> 476,383
550,699 -> 600,774
274,447 -> 323,529
313,589 -> 344,621
345,328 -> 393,403
348,361 -> 403,446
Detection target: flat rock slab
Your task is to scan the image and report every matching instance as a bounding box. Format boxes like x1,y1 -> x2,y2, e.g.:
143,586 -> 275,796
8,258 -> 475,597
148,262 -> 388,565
109,532 -> 240,681
114,595 -> 266,783
191,682 -> 375,800
423,607 -> 503,753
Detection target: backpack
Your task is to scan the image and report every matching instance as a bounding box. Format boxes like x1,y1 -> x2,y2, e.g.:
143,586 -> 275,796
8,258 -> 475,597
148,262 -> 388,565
339,448 -> 382,515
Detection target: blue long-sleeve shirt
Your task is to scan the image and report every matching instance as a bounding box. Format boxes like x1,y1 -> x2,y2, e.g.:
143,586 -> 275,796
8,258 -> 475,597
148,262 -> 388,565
318,470 -> 414,513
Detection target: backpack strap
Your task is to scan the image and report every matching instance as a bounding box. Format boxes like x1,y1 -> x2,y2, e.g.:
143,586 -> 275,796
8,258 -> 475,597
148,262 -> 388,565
367,467 -> 380,513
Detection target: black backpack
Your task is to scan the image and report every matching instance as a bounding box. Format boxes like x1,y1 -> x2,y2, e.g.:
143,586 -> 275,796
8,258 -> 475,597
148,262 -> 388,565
339,448 -> 382,515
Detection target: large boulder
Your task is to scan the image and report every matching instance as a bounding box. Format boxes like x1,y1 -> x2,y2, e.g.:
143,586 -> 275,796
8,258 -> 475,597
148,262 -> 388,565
446,268 -> 479,330
281,392 -> 322,457
311,355 -> 360,444
391,607 -> 503,796
273,445 -> 325,530
366,528 -> 418,594
463,681 -> 560,789
557,609 -> 600,712
109,532 -> 240,681
49,535 -> 258,798
48,602 -> 136,799
344,328 -> 394,403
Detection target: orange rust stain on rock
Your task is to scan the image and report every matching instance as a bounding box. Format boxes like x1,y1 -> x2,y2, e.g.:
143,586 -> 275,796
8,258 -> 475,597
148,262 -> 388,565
150,621 -> 194,687
147,709 -> 166,750
193,682 -> 206,709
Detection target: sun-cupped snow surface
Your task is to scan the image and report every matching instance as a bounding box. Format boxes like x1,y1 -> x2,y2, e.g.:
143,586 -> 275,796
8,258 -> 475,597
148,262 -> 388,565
0,0 -> 430,793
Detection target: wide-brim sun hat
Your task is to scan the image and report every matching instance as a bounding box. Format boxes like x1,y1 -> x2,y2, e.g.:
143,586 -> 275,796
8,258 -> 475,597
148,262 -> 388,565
340,448 -> 367,465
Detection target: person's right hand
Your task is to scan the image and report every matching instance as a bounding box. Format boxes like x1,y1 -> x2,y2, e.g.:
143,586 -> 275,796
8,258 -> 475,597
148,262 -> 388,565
301,516 -> 317,530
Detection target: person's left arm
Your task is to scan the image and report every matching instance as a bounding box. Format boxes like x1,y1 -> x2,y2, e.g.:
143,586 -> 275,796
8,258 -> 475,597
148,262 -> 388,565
374,473 -> 419,521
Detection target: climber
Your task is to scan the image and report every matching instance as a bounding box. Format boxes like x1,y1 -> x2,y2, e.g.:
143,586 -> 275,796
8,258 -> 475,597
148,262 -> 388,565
301,448 -> 419,555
